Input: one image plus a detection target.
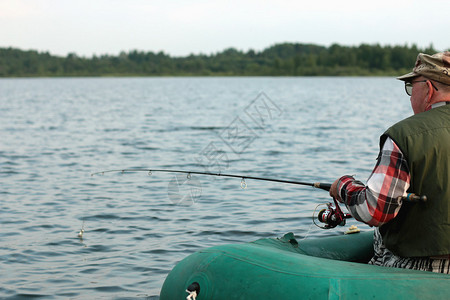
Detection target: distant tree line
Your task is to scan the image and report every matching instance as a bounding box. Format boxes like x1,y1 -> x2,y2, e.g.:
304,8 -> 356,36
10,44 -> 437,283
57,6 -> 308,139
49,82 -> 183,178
0,43 -> 439,77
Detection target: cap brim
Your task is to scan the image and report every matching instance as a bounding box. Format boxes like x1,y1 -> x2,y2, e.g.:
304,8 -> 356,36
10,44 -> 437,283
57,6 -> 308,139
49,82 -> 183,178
396,71 -> 419,81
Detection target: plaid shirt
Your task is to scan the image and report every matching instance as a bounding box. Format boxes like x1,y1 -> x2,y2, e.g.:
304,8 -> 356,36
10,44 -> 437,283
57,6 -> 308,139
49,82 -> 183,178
336,137 -> 410,227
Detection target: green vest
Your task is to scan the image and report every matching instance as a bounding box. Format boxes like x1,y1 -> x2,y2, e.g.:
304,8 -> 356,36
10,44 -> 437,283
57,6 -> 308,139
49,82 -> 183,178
379,104 -> 450,257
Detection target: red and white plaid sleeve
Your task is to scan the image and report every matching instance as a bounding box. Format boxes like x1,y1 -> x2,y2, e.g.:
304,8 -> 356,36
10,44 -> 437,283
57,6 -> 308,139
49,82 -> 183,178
335,137 -> 410,227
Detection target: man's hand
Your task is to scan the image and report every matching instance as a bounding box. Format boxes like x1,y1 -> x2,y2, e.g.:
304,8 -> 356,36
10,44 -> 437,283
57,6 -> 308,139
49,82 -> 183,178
329,178 -> 342,202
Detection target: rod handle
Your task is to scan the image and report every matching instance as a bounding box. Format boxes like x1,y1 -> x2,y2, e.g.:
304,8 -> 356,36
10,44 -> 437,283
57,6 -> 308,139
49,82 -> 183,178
313,182 -> 332,191
399,193 -> 427,203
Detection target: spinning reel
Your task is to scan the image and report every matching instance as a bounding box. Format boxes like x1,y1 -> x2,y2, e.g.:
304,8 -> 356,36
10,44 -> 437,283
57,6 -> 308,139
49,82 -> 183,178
315,198 -> 352,229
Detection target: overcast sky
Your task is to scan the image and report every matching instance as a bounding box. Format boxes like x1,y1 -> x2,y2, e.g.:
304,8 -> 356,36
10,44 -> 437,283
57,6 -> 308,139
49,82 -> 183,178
0,0 -> 448,57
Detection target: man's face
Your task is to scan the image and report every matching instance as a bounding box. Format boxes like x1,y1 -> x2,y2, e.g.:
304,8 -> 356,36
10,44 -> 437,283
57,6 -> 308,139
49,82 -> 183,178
409,76 -> 429,114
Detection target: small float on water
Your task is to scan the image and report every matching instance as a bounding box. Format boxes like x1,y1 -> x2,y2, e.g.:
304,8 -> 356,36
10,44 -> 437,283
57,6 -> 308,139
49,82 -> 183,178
160,230 -> 450,300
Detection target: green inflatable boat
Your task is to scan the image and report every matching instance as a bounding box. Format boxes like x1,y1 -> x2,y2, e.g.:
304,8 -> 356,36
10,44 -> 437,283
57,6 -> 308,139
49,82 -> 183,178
160,231 -> 449,299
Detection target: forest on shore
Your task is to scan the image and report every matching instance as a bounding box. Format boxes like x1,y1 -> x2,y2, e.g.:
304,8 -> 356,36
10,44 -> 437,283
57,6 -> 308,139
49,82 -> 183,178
0,43 -> 438,77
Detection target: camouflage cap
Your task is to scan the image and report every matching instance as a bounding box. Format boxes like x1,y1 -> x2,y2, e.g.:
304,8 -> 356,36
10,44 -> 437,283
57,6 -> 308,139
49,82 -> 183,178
397,52 -> 450,85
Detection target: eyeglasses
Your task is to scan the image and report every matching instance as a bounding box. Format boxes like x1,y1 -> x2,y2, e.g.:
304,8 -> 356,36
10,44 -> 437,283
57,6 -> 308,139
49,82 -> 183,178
405,80 -> 439,96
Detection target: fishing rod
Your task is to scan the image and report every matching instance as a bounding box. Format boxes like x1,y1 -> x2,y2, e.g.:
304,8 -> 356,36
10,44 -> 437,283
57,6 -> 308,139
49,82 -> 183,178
91,168 -> 333,191
91,168 -> 342,229
91,168 -> 427,229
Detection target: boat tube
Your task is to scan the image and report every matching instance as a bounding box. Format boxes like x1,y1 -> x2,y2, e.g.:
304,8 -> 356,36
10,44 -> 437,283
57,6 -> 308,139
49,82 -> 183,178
160,231 -> 450,299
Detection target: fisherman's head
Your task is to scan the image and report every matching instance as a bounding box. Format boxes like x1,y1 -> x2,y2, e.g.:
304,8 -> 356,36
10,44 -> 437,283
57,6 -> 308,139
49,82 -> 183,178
397,52 -> 450,114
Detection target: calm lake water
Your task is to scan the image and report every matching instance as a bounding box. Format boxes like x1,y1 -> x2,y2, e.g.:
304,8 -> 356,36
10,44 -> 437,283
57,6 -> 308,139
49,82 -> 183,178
0,77 -> 412,299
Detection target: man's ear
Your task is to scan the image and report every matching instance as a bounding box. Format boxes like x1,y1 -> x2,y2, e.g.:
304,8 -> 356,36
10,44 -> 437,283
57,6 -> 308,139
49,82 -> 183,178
426,80 -> 435,103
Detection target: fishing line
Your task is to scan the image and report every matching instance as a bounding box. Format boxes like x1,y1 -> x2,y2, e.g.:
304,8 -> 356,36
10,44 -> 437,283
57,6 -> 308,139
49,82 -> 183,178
91,168 -> 427,231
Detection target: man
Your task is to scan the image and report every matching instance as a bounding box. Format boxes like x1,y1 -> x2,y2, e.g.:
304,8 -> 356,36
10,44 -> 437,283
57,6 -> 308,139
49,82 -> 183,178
329,52 -> 450,273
